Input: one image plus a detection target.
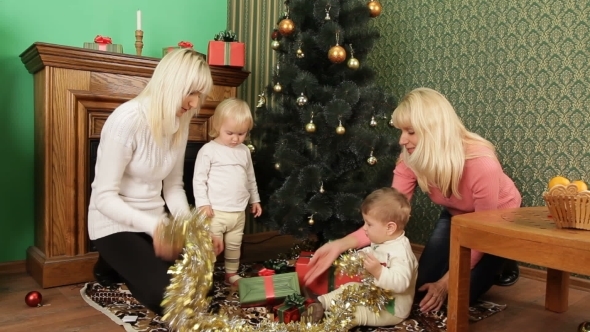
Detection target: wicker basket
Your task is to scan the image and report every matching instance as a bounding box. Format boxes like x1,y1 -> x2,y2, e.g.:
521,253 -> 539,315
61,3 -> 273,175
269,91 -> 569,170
543,184 -> 590,230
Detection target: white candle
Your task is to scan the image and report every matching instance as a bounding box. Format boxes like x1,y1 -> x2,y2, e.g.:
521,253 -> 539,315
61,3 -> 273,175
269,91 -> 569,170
136,10 -> 142,31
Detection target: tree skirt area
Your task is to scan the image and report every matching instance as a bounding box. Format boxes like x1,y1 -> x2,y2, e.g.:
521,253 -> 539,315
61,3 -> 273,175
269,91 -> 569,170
80,264 -> 506,332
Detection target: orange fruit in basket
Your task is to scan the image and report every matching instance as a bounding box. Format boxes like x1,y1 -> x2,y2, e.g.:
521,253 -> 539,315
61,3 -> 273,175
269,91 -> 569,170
571,180 -> 588,192
548,176 -> 570,189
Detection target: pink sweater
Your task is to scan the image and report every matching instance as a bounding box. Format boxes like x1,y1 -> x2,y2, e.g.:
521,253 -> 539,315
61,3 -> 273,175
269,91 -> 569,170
353,145 -> 521,268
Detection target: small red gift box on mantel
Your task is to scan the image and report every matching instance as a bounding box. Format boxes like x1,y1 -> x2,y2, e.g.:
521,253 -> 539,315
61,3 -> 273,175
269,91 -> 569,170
207,30 -> 245,68
295,251 -> 362,296
162,41 -> 206,58
272,293 -> 314,323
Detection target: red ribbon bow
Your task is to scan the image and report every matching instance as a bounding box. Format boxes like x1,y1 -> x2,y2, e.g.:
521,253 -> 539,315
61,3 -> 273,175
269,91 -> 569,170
94,35 -> 112,44
178,41 -> 194,48
258,268 -> 275,276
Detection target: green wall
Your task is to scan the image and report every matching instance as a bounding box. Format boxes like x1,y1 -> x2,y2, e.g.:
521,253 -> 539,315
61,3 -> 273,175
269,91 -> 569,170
368,0 -> 590,244
0,0 -> 227,263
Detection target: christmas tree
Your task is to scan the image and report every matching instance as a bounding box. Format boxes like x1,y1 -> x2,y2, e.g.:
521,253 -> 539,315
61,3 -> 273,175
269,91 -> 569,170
250,0 -> 400,242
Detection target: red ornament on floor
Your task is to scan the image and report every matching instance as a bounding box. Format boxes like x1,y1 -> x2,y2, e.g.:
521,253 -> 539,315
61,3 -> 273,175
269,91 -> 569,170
25,290 -> 42,307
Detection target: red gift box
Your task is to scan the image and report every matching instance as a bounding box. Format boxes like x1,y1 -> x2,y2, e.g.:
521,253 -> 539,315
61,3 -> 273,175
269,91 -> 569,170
207,41 -> 245,67
272,294 -> 314,323
295,251 -> 362,296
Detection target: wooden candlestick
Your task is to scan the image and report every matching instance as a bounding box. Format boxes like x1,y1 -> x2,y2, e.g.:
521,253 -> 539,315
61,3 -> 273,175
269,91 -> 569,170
135,30 -> 144,56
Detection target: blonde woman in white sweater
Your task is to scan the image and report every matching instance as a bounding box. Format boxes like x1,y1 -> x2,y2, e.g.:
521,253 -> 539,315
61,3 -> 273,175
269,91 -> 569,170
87,49 -> 221,315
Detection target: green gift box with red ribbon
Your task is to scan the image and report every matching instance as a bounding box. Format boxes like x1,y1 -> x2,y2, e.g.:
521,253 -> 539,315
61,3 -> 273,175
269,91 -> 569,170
295,251 -> 362,296
83,35 -> 123,53
207,30 -> 245,67
272,293 -> 314,323
238,269 -> 300,307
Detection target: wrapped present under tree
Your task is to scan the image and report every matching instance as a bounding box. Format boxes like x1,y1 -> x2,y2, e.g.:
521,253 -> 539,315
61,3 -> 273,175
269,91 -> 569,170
207,30 -> 245,68
295,251 -> 362,296
272,293 -> 314,323
83,35 -> 123,53
238,269 -> 300,307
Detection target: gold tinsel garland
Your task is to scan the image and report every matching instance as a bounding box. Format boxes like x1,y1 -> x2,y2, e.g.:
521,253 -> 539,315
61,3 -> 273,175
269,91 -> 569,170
161,209 -> 394,331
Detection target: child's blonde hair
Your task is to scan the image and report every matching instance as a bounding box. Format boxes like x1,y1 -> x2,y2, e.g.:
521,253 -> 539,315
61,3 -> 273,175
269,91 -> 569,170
136,48 -> 212,148
209,98 -> 253,138
360,187 -> 411,229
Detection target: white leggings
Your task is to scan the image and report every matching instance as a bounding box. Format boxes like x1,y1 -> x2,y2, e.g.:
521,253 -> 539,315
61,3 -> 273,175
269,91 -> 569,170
209,210 -> 245,274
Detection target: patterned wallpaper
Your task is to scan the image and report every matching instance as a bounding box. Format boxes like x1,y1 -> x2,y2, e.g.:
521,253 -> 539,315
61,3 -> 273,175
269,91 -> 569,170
229,0 -> 590,244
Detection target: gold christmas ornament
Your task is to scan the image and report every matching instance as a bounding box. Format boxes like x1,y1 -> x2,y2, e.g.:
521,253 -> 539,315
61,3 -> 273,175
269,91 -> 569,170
273,82 -> 282,93
274,162 -> 281,170
367,0 -> 382,17
367,150 -> 378,165
328,45 -> 346,64
319,182 -> 325,193
296,92 -> 308,106
296,47 -> 305,58
308,214 -> 315,225
278,18 -> 295,36
256,90 -> 266,108
305,122 -> 316,133
347,57 -> 360,69
247,144 -> 256,153
369,116 -> 377,127
336,120 -> 346,135
271,40 -> 280,50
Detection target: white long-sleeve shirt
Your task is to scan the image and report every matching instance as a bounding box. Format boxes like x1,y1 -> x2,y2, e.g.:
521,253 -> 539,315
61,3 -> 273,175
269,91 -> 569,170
360,232 -> 418,319
88,100 -> 190,240
192,140 -> 260,212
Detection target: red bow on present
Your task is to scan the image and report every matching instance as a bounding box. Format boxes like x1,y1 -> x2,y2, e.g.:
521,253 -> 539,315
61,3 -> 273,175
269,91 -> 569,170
178,41 -> 194,48
258,268 -> 275,276
94,35 -> 112,44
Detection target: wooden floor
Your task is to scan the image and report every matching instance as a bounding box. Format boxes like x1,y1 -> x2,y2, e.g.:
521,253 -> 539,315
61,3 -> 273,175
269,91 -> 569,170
1,271 -> 589,332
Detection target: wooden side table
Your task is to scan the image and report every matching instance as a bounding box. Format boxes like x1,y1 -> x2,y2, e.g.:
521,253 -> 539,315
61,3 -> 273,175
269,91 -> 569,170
447,206 -> 590,331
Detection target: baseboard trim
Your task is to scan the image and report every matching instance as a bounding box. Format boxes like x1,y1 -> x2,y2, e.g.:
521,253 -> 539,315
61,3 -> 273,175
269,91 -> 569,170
410,243 -> 590,292
0,260 -> 26,274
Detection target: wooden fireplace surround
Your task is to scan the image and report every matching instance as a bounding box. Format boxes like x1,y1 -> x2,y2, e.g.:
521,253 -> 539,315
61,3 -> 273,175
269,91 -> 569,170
20,42 -> 250,288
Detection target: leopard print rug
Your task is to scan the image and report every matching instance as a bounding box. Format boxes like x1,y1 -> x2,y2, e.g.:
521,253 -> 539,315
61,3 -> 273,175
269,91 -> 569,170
80,264 -> 506,332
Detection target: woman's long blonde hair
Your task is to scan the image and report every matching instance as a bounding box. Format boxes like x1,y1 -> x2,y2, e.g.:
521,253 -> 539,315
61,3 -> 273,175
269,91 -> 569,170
136,48 -> 213,147
391,87 -> 496,198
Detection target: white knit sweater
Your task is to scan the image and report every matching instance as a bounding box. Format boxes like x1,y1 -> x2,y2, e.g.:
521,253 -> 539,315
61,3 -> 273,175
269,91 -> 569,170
88,100 -> 190,240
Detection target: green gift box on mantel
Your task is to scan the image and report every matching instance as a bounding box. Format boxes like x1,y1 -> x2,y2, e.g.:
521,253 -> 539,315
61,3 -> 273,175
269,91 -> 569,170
83,35 -> 123,53
238,270 -> 300,307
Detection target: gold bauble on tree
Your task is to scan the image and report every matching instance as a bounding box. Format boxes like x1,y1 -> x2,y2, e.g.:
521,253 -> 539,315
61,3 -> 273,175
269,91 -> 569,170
278,18 -> 295,36
328,45 -> 347,64
336,120 -> 346,135
271,40 -> 280,50
273,82 -> 282,93
246,144 -> 256,153
347,57 -> 360,69
367,1 -> 382,17
308,215 -> 315,225
305,122 -> 316,133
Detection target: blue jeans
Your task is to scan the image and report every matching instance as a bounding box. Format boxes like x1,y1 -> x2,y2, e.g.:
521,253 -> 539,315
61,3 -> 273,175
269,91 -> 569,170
415,210 -> 505,305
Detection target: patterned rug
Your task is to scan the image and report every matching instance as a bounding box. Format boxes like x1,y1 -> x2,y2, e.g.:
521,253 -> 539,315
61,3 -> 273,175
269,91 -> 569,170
80,264 -> 506,332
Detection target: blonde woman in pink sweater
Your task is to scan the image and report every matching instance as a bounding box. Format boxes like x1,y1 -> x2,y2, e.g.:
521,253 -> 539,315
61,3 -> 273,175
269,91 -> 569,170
304,87 -> 521,313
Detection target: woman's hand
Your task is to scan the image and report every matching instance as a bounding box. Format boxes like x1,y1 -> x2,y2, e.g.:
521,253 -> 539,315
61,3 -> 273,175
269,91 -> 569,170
211,233 -> 224,256
363,252 -> 383,280
251,203 -> 262,217
199,205 -> 214,217
418,276 -> 449,312
303,240 -> 347,285
153,225 -> 182,261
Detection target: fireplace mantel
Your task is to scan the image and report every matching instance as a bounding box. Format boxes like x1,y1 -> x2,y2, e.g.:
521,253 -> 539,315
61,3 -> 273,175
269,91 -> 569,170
20,42 -> 250,288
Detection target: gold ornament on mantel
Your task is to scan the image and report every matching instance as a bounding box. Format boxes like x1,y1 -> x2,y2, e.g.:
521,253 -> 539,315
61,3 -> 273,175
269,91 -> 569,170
367,0 -> 382,18
328,31 -> 347,64
367,150 -> 378,165
336,120 -> 346,135
347,44 -> 360,70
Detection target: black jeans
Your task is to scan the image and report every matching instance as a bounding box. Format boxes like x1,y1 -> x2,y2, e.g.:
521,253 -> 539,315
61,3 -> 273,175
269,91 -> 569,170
93,232 -> 174,316
415,210 -> 505,305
